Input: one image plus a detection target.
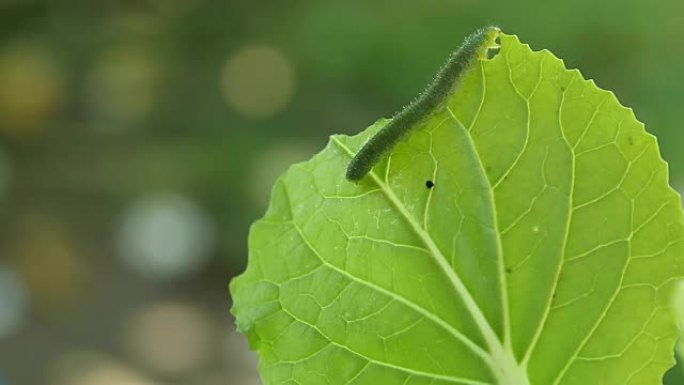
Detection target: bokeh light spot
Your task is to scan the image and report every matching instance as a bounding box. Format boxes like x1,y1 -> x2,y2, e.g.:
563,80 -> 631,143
123,302 -> 215,376
84,47 -> 161,131
0,41 -> 64,137
10,215 -> 87,317
221,45 -> 294,118
117,193 -> 215,280
49,350 -> 158,385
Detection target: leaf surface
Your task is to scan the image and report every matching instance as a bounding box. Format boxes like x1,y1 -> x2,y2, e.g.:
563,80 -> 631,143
230,32 -> 684,385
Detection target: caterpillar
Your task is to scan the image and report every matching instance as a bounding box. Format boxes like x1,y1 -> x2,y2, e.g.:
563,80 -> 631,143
345,26 -> 501,181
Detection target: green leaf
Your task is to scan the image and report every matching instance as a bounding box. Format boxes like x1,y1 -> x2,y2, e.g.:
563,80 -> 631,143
230,31 -> 684,385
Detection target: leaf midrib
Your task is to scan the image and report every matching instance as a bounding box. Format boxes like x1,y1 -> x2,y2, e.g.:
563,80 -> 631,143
279,179 -> 496,383
331,136 -> 506,359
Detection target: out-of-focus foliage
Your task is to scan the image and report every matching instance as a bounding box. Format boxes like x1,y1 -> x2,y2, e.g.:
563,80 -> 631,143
0,1 -> 683,385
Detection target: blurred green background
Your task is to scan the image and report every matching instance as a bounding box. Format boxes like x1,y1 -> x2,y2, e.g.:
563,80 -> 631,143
0,0 -> 683,384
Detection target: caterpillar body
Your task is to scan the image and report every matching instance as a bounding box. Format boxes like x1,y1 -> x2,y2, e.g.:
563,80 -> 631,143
345,26 -> 501,181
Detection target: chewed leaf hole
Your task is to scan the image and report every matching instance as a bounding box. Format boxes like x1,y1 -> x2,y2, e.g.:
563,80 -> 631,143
485,33 -> 502,60
486,46 -> 501,60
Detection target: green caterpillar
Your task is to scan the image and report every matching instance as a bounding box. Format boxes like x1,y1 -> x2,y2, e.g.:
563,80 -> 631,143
346,26 -> 501,181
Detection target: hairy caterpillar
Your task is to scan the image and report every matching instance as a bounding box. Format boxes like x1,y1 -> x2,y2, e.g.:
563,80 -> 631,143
345,26 -> 501,181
